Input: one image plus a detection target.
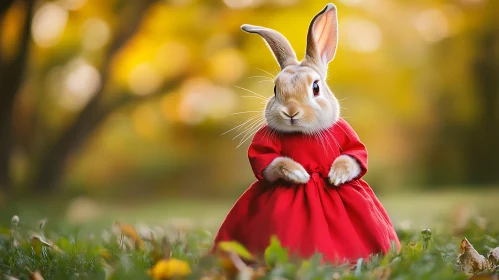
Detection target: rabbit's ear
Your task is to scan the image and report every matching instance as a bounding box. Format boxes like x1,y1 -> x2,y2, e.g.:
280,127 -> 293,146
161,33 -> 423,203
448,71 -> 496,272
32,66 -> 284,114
305,4 -> 338,72
241,24 -> 298,69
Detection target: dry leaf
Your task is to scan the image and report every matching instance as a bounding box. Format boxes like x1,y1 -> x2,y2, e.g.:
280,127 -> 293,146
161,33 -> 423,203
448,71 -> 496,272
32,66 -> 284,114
488,247 -> 499,267
4,275 -> 20,280
457,238 -> 489,274
30,271 -> 44,280
30,234 -> 63,254
114,222 -> 145,249
219,256 -> 238,278
468,273 -> 499,280
31,234 -> 52,254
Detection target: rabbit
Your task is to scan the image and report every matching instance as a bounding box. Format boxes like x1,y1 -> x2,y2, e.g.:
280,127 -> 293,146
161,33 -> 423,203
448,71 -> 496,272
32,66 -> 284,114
212,3 -> 400,262
241,3 -> 361,187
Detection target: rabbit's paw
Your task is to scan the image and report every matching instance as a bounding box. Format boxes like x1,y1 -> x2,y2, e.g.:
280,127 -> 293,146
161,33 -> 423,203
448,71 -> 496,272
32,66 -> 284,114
263,157 -> 310,184
328,155 -> 360,186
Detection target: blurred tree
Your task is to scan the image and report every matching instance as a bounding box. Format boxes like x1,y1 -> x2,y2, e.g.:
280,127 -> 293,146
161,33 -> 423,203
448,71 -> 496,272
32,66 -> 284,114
0,0 -> 497,196
0,0 -> 33,191
0,0 -> 186,192
425,0 -> 499,186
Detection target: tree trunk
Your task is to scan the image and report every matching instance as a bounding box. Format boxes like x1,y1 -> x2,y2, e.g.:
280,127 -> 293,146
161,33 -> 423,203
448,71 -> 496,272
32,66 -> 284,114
32,0 -> 158,191
465,24 -> 499,184
0,0 -> 34,190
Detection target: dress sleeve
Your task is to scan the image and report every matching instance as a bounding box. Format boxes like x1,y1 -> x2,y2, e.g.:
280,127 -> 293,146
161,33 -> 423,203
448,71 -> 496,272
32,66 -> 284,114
248,126 -> 282,181
336,119 -> 368,179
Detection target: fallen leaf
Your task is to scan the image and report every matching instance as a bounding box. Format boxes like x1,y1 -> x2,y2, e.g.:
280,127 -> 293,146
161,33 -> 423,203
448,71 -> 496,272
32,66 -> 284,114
219,256 -> 238,278
114,222 -> 145,249
30,234 -> 63,254
4,275 -> 20,280
100,248 -> 113,261
31,234 -> 52,254
218,241 -> 254,261
148,258 -> 191,280
457,238 -> 489,274
468,273 -> 499,280
489,247 -> 499,267
30,271 -> 44,280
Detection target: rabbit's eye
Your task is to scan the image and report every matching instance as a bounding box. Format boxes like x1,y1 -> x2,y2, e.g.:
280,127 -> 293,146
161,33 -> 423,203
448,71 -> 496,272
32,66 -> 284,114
274,85 -> 277,96
312,80 -> 320,96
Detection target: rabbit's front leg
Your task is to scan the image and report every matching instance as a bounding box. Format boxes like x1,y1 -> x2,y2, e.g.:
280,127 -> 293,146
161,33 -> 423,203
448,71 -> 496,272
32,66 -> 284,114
263,157 -> 310,184
328,155 -> 361,186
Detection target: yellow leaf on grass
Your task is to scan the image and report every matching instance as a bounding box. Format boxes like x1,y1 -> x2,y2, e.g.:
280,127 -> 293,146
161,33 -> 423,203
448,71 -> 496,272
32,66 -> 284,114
148,258 -> 191,280
31,234 -> 63,254
218,241 -> 254,261
114,222 -> 145,249
219,257 -> 238,278
100,248 -> 112,261
31,234 -> 52,254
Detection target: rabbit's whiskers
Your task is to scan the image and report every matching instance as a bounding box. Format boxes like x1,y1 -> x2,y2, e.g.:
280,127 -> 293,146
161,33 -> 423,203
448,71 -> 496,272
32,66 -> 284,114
221,114 -> 262,136
237,117 -> 266,148
232,115 -> 264,141
234,86 -> 268,99
241,95 -> 268,101
256,68 -> 276,80
227,110 -> 263,116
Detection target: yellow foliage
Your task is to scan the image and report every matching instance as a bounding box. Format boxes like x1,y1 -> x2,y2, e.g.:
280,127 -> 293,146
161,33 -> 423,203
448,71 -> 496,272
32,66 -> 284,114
114,222 -> 145,249
0,1 -> 26,60
148,258 -> 192,280
132,104 -> 161,140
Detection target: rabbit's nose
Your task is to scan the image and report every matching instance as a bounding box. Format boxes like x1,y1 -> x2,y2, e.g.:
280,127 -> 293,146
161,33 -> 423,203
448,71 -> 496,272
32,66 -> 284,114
280,109 -> 300,119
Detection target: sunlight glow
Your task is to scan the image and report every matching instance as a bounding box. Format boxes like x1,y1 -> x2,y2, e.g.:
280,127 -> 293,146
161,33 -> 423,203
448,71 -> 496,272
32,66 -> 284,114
132,104 -> 161,139
156,41 -> 190,79
414,9 -> 449,43
81,18 -> 110,51
342,18 -> 382,53
223,0 -> 262,9
337,0 -> 365,6
128,63 -> 162,96
271,0 -> 299,6
178,78 -> 237,125
60,58 -> 101,110
209,48 -> 247,85
32,2 -> 68,47
57,0 -> 87,11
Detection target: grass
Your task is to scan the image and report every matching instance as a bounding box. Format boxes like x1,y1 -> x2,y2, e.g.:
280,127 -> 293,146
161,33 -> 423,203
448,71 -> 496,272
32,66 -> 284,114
1,189 -> 499,279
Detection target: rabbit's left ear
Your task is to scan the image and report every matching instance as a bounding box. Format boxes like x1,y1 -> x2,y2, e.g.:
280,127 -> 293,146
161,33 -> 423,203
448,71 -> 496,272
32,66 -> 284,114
305,4 -> 338,72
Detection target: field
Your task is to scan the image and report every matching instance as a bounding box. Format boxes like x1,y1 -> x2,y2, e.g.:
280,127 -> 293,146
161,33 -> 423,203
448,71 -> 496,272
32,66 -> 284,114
1,189 -> 498,279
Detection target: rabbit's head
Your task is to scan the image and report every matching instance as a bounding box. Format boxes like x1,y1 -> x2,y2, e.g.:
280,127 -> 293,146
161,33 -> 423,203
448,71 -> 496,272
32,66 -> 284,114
242,4 -> 340,134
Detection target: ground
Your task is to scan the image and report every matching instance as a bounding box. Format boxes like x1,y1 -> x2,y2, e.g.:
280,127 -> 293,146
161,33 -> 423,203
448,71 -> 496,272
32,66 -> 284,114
0,188 -> 498,279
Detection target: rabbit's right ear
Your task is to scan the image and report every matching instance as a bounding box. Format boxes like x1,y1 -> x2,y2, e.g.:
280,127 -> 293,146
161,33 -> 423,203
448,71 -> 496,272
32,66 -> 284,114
305,4 -> 338,73
241,24 -> 298,69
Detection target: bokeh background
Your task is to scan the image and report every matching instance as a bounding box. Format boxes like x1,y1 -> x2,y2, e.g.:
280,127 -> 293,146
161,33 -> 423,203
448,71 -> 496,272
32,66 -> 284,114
0,0 -> 498,230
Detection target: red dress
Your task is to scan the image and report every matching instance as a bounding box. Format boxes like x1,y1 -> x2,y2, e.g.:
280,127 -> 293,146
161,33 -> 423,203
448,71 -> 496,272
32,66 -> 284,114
212,118 -> 400,263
